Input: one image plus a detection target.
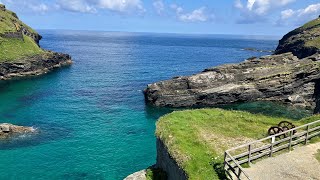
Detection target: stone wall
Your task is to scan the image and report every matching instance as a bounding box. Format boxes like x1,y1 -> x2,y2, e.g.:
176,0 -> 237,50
0,31 -> 23,40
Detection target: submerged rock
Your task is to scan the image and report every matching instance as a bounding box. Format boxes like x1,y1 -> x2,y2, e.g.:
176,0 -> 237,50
0,123 -> 36,139
144,53 -> 320,111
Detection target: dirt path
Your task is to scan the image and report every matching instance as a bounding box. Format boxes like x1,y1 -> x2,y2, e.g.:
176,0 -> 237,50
243,142 -> 320,180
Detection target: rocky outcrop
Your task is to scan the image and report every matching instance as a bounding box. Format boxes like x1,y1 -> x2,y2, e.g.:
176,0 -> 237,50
275,18 -> 320,59
0,52 -> 72,80
155,139 -> 187,180
144,53 -> 320,110
124,170 -> 147,180
0,123 -> 35,139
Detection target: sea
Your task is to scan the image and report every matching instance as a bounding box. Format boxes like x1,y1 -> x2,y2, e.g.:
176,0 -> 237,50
0,31 -> 312,179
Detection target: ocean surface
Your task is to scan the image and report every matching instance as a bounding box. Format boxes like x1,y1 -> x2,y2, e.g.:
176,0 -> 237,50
0,31 -> 312,179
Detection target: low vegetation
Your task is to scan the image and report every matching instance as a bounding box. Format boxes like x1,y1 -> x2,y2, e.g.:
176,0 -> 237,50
0,35 -> 44,61
316,149 -> 320,163
0,4 -> 43,62
146,168 -> 167,180
0,4 -> 36,34
156,108 -> 320,180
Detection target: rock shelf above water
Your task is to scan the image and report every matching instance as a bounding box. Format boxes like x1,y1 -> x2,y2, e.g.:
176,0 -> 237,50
0,123 -> 36,139
144,52 -> 320,112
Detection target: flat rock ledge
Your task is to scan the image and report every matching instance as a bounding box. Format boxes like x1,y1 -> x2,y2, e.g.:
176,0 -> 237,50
0,52 -> 72,81
144,53 -> 320,112
124,170 -> 147,180
0,123 -> 36,139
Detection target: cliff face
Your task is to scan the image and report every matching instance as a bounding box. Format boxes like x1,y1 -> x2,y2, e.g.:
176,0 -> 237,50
155,139 -> 188,180
275,17 -> 320,59
0,4 -> 72,79
0,52 -> 72,80
144,17 -> 320,113
145,53 -> 320,110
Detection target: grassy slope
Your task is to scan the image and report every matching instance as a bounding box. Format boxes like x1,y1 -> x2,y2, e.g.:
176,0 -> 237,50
156,108 -> 320,180
0,4 -> 43,62
299,18 -> 320,49
0,35 -> 43,61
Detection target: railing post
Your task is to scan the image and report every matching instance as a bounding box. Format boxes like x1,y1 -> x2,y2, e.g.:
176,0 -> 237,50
305,125 -> 310,145
224,152 -> 227,171
237,167 -> 242,179
289,130 -> 293,151
270,136 -> 274,157
248,144 -> 252,165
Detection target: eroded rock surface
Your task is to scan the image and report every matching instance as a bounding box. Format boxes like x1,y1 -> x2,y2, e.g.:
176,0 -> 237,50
0,123 -> 35,139
144,53 -> 320,111
0,52 -> 72,80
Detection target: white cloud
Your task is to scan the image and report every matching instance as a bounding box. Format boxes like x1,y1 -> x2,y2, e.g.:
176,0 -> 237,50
98,0 -> 145,13
171,5 -> 214,23
278,3 -> 320,25
235,0 -> 295,23
57,0 -> 96,13
30,3 -> 49,13
280,9 -> 295,20
153,0 -> 165,15
1,0 -> 50,13
3,0 -> 145,15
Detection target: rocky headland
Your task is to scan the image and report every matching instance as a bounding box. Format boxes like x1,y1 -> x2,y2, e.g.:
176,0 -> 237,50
0,123 -> 36,139
0,52 -> 72,80
144,17 -> 320,114
0,4 -> 72,80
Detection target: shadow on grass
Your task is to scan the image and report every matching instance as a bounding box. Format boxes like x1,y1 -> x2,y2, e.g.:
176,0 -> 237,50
146,166 -> 167,180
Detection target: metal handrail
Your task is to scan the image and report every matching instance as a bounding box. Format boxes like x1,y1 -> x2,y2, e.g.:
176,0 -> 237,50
224,119 -> 320,180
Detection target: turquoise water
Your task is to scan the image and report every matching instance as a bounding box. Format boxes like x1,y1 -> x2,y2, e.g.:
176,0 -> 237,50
0,31 -> 310,179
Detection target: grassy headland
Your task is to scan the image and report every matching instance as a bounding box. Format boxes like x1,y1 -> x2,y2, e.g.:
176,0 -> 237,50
156,108 -> 320,179
0,4 -> 44,61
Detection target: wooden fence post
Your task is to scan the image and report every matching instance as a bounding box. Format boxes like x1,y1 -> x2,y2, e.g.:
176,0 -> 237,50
305,125 -> 310,145
237,167 -> 242,179
289,130 -> 293,151
270,136 -> 274,157
248,144 -> 252,165
224,152 -> 227,171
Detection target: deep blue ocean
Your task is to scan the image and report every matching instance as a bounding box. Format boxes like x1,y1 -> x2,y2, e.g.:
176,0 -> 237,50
0,31 -> 312,179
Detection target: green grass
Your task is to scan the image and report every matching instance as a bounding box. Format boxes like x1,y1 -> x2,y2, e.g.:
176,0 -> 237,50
0,4 -> 43,61
316,150 -> 320,163
146,168 -> 167,180
0,35 -> 44,61
156,108 -> 320,180
301,18 -> 320,30
0,4 -> 36,34
306,37 -> 320,49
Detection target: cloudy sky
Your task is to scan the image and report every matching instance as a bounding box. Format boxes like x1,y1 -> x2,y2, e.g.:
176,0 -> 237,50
1,0 -> 320,35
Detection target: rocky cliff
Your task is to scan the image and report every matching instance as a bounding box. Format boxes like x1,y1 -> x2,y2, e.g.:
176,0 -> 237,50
0,52 -> 72,80
275,17 -> 320,58
0,4 -> 72,79
144,17 -> 320,113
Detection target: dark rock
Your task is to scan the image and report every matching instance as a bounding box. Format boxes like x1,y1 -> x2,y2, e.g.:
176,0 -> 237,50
0,52 -> 72,80
275,18 -> 320,59
144,53 -> 320,111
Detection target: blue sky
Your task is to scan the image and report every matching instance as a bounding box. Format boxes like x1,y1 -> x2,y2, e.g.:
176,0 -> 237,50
1,0 -> 320,35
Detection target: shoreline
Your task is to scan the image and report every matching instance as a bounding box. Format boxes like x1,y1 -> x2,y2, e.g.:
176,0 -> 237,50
0,52 -> 72,81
